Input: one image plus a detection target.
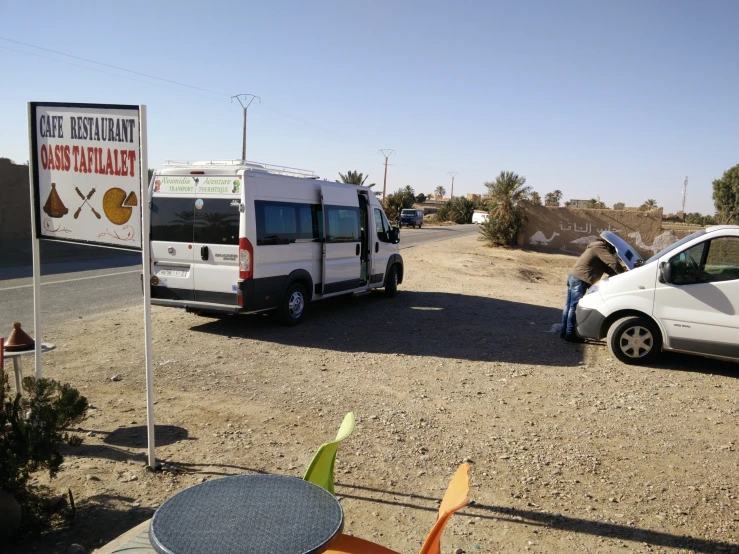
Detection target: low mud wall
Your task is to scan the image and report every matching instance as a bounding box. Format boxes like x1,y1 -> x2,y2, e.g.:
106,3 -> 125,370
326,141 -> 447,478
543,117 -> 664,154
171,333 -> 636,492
0,158 -> 31,241
521,206 -> 683,259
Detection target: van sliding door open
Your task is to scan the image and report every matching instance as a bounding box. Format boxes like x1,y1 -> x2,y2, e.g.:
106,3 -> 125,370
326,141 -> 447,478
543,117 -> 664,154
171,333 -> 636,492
321,184 -> 362,295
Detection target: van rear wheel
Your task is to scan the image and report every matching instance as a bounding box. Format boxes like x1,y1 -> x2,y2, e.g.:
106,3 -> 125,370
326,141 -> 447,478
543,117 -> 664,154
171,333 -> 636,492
607,316 -> 662,365
278,283 -> 307,326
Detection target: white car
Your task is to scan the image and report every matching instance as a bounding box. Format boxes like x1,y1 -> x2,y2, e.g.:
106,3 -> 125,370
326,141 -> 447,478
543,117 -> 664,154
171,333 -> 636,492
577,226 -> 739,364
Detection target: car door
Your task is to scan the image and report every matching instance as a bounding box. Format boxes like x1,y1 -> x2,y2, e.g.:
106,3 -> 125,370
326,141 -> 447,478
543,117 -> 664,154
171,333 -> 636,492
321,184 -> 361,294
370,207 -> 394,288
192,195 -> 241,304
653,235 -> 739,358
150,192 -> 195,300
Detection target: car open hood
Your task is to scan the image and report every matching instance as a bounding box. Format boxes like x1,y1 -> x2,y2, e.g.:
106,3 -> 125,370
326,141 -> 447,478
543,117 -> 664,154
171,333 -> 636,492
600,231 -> 643,270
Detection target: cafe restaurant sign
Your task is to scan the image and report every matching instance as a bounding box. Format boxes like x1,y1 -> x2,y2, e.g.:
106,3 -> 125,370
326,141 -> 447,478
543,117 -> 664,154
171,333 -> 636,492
29,102 -> 144,250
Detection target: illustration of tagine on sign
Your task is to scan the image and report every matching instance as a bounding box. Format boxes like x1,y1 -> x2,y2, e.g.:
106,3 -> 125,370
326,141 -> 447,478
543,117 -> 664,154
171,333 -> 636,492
43,183 -> 69,218
98,187 -> 139,242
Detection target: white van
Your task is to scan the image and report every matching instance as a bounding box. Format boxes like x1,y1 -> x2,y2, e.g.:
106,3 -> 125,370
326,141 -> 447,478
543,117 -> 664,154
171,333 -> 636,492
149,161 -> 403,325
472,211 -> 489,225
577,226 -> 739,364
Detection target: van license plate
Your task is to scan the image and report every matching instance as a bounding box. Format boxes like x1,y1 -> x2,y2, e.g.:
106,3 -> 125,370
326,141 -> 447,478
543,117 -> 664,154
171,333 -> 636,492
156,268 -> 189,278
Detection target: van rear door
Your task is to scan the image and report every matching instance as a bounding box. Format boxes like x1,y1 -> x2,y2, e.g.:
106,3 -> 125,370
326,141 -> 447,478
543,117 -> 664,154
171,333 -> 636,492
150,181 -> 196,300
192,194 -> 241,304
321,184 -> 362,294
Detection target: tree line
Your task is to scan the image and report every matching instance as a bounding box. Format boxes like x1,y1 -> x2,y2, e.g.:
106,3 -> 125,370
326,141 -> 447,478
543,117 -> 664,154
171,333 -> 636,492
337,161 -> 739,240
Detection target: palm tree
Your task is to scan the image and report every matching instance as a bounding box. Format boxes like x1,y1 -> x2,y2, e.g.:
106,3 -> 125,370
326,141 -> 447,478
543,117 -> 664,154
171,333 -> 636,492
338,170 -> 376,188
434,186 -> 446,199
529,191 -> 542,206
544,190 -> 563,207
480,171 -> 531,246
484,171 -> 532,218
640,199 -> 658,211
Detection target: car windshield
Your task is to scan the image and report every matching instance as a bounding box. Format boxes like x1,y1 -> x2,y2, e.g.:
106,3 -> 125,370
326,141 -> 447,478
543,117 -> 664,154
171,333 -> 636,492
401,210 -> 415,216
644,229 -> 707,264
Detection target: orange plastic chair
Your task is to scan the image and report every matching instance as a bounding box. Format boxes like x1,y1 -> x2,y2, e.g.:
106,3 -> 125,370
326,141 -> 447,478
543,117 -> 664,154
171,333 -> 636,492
324,463 -> 470,554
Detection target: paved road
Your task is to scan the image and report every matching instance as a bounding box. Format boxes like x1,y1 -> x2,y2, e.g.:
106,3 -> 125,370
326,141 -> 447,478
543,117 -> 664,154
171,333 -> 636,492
0,224 -> 479,333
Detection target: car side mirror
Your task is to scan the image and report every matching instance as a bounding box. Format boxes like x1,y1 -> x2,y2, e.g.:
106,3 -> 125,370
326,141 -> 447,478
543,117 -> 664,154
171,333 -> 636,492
391,226 -> 400,244
659,261 -> 673,284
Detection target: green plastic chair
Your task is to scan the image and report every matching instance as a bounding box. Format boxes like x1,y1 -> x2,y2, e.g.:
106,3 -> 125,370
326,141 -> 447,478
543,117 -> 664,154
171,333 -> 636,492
303,412 -> 356,495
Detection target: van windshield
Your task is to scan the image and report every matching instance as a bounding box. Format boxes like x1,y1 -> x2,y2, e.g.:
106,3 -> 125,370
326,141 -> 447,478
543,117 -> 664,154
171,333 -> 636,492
401,210 -> 416,216
644,230 -> 707,265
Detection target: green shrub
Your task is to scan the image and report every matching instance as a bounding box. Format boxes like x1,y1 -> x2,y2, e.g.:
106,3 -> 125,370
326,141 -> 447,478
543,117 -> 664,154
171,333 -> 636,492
435,200 -> 452,222
478,209 -> 525,247
447,197 -> 475,224
0,367 -> 88,530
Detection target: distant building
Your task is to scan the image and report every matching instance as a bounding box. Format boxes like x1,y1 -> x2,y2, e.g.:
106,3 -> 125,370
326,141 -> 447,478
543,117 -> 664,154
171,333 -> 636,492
467,193 -> 481,204
567,199 -> 591,209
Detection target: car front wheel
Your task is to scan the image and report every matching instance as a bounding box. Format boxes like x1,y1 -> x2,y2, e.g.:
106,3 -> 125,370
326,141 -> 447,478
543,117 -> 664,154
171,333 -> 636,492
607,316 -> 662,365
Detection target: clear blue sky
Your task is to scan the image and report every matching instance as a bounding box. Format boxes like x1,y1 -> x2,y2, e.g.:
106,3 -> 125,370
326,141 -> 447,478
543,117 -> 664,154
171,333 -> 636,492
2,0 -> 738,214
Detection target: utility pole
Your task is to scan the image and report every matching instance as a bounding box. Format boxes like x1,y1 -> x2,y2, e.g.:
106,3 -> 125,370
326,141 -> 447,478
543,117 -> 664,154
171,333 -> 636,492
379,149 -> 395,200
681,176 -> 688,214
231,94 -> 260,162
448,171 -> 459,200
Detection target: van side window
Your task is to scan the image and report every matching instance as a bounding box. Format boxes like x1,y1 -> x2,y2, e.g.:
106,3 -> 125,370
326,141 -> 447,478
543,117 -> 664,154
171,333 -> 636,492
298,204 -> 323,240
325,206 -> 360,243
374,208 -> 391,242
669,238 -> 739,285
703,237 -> 739,282
669,242 -> 707,285
256,200 -> 322,245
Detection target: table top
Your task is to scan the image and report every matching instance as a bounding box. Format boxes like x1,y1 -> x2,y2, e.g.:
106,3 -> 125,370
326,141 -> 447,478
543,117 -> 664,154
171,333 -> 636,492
3,343 -> 55,358
149,474 -> 344,554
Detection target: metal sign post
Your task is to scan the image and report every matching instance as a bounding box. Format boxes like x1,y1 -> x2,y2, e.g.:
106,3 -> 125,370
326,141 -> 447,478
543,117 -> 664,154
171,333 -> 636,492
139,105 -> 156,469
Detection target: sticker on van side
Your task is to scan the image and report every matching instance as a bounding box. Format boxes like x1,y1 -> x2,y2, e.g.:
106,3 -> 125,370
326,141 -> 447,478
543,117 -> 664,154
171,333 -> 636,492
154,176 -> 196,194
152,176 -> 240,195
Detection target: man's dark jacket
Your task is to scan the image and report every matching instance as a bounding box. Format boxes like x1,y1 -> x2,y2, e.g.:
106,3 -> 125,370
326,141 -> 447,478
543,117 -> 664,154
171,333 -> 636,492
570,239 -> 622,285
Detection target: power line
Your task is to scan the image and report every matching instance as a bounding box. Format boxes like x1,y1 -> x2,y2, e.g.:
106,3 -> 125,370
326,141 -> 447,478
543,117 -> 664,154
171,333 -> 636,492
0,36 -> 229,97
2,36 -> 460,177
0,45 -> 227,103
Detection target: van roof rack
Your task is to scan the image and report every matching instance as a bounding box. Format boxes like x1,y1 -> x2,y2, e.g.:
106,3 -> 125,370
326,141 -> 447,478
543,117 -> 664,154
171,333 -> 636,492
162,159 -> 318,179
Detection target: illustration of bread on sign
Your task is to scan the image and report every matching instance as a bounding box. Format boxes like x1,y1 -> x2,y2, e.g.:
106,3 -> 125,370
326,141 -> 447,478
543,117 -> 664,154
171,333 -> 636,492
43,183 -> 69,218
103,187 -> 139,225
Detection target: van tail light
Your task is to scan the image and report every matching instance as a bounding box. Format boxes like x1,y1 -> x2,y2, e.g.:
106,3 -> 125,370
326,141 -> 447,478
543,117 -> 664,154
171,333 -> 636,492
239,237 -> 253,280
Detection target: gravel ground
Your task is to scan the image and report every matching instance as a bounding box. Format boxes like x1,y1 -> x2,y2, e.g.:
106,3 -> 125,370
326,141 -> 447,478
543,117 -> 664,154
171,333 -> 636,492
7,234 -> 739,554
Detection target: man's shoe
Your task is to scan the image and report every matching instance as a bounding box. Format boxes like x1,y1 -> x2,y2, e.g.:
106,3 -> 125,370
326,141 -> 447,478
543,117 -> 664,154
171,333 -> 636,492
565,334 -> 586,344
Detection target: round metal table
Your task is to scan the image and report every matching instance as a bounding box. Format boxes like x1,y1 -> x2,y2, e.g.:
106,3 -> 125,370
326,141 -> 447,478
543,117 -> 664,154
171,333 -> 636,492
3,343 -> 56,393
149,474 -> 344,554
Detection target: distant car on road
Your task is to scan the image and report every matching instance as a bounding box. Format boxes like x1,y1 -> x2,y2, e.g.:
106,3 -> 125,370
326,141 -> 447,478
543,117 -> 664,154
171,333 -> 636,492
399,209 -> 424,228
